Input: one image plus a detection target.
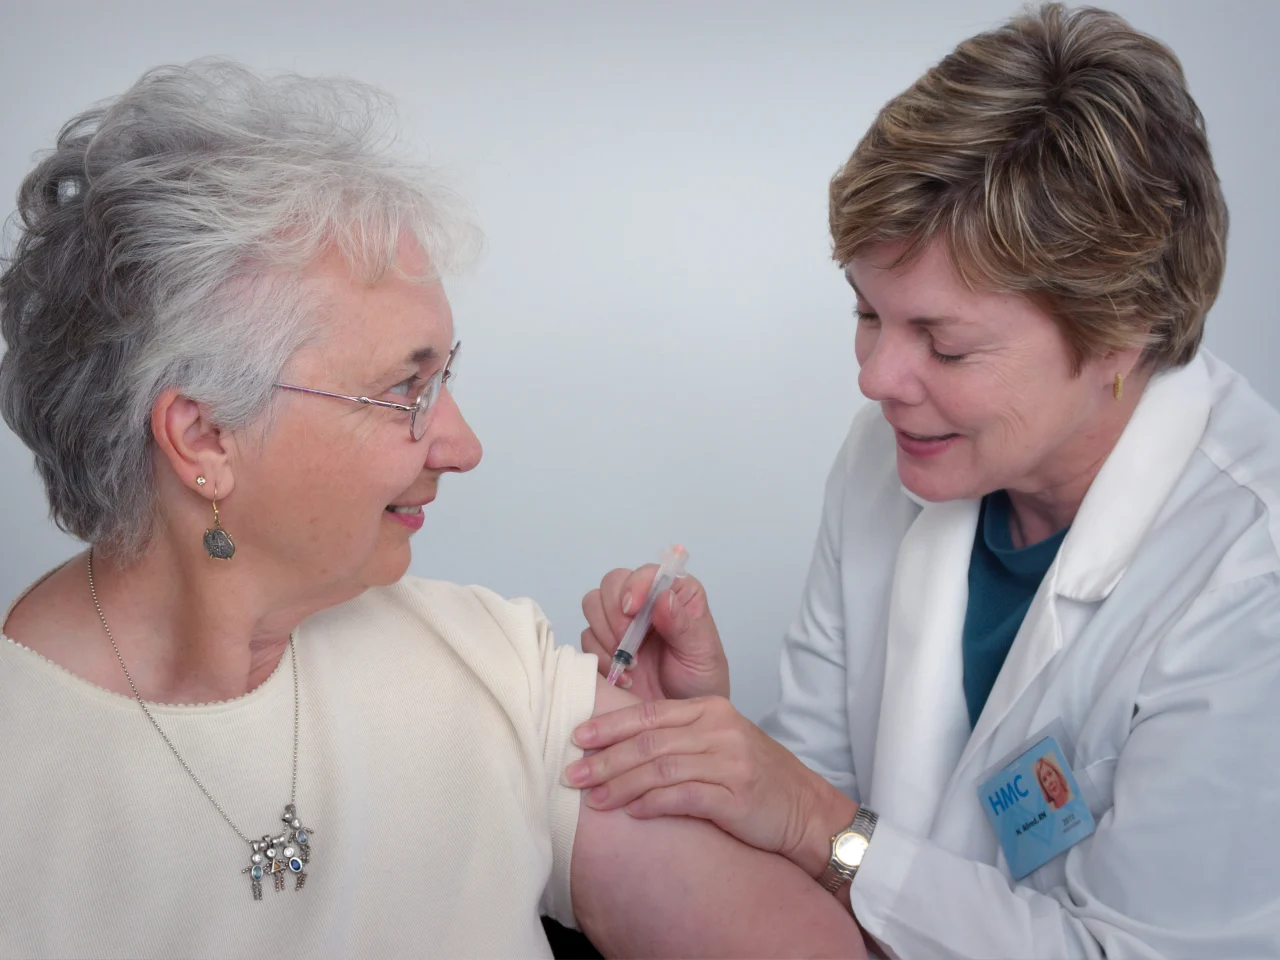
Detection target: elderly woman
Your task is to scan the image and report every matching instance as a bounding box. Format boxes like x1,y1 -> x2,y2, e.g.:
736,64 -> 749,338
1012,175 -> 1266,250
0,62 -> 863,958
575,5 -> 1280,958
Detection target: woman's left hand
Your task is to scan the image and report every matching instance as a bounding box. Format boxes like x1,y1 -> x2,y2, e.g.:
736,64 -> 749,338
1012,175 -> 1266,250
565,696 -> 856,876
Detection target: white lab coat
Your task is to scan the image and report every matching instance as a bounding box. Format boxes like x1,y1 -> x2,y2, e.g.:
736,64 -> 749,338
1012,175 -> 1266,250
760,351 -> 1280,959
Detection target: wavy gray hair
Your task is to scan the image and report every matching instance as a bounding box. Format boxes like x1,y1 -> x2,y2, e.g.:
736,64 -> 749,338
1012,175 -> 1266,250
0,59 -> 480,560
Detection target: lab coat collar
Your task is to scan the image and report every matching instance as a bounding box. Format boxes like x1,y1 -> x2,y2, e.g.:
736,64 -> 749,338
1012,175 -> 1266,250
1054,354 -> 1211,601
955,354 -> 1210,792
894,354 -> 1212,598
901,487 -> 929,509
873,354 -> 1212,837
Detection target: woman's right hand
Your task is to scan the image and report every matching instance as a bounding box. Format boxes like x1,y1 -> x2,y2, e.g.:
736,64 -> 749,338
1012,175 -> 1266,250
581,565 -> 730,701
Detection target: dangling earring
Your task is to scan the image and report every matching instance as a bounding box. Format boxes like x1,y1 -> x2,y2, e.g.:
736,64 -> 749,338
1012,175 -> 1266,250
203,486 -> 236,560
1113,373 -> 1124,401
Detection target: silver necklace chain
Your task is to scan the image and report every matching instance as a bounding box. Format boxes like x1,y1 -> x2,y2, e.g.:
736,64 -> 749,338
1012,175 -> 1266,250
86,550 -> 299,845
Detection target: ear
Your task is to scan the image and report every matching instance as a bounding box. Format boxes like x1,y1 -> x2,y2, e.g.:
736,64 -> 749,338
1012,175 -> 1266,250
1114,344 -> 1146,376
151,388 -> 237,499
1096,343 -> 1147,389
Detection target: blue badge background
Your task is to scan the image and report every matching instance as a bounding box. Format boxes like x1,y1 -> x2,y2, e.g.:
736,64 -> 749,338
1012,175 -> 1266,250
977,735 -> 1097,879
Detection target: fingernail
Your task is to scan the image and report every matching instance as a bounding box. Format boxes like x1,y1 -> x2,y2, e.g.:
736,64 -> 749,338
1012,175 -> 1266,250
565,761 -> 590,785
668,591 -> 677,614
587,786 -> 609,805
619,674 -> 632,690
623,803 -> 640,818
573,722 -> 596,746
621,593 -> 632,615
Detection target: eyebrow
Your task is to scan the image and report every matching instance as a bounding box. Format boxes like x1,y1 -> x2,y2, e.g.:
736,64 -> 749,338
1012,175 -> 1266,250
371,345 -> 439,387
847,277 -> 970,328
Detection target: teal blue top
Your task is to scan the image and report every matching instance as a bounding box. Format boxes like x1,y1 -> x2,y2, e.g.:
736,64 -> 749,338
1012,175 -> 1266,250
962,491 -> 1069,728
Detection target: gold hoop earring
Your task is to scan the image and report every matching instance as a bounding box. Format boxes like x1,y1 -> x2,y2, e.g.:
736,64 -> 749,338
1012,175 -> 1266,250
203,488 -> 235,560
1113,373 -> 1124,401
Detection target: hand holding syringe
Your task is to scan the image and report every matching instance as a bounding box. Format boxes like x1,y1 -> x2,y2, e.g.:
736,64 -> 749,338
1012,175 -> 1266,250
606,544 -> 689,686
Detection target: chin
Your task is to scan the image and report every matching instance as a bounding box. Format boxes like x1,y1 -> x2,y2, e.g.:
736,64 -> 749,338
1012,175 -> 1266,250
896,456 -> 975,504
363,539 -> 413,588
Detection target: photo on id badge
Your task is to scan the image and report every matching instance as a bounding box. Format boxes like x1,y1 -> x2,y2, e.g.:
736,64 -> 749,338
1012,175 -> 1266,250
977,734 -> 1096,879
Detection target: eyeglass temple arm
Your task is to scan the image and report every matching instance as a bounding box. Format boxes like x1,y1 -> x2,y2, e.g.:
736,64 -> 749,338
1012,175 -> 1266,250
274,383 -> 416,413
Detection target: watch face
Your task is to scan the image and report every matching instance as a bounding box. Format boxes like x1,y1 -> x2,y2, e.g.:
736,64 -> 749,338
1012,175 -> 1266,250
834,831 -> 870,868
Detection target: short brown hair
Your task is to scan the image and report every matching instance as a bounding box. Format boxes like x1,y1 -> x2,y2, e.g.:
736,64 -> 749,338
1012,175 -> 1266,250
829,3 -> 1228,371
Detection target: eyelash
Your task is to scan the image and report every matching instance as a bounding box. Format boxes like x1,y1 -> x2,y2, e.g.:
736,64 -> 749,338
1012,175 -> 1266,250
855,309 -> 967,365
930,347 -> 966,365
388,375 -> 423,397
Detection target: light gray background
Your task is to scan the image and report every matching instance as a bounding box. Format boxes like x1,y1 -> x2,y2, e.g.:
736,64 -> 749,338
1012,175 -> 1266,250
2,1 -> 1276,721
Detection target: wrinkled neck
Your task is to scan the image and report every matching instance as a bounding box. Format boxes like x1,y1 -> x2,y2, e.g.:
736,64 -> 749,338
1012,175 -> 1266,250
86,533 -> 354,703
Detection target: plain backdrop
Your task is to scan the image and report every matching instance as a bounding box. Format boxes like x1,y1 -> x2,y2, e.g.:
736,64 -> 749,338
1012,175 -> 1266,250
1,0 -> 1276,722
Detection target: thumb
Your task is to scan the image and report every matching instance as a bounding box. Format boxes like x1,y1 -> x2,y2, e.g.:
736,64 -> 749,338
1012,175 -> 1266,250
648,576 -> 722,664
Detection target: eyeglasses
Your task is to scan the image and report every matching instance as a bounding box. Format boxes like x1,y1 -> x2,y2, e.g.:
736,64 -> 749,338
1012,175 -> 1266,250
274,341 -> 461,442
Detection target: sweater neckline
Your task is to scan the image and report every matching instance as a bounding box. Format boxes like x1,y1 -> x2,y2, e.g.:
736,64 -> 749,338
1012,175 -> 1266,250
2,559 -> 296,714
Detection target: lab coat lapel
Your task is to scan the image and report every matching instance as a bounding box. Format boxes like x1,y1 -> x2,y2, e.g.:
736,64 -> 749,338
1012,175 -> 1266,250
954,355 -> 1213,771
869,497 -> 978,836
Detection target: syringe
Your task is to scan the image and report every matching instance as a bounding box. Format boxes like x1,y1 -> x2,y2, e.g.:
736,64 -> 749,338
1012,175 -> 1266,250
606,545 -> 689,686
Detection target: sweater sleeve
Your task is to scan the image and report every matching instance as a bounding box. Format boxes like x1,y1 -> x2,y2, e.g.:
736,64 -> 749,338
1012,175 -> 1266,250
461,586 -> 598,929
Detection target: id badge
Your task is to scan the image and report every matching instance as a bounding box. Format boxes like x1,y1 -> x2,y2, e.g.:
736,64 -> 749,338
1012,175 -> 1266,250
976,731 -> 1096,879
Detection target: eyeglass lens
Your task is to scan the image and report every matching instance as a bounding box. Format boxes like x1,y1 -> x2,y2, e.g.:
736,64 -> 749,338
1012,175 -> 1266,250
410,345 -> 459,441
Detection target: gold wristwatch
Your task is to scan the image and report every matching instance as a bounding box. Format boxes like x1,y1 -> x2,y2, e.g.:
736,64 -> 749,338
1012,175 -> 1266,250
818,806 -> 879,893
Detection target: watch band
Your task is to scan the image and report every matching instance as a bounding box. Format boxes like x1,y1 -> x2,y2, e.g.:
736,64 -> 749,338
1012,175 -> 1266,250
818,861 -> 852,894
818,806 -> 879,893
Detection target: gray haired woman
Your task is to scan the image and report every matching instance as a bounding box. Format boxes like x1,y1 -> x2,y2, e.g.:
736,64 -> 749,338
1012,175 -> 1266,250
0,61 -> 862,958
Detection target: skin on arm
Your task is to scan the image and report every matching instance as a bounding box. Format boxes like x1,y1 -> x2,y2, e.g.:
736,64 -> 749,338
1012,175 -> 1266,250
568,695 -> 858,880
570,677 -> 866,960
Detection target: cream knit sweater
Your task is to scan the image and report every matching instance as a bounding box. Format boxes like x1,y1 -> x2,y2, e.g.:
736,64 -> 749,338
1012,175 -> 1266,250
0,575 -> 597,959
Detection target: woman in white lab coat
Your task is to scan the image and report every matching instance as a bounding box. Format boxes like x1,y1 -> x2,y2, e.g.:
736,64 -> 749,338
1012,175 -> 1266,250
566,5 -> 1280,957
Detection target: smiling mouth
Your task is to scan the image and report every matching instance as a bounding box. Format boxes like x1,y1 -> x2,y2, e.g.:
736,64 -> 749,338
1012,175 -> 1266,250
899,430 -> 959,442
385,504 -> 424,515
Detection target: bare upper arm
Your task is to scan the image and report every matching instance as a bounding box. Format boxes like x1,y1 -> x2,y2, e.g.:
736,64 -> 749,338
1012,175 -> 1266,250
569,677 -> 866,959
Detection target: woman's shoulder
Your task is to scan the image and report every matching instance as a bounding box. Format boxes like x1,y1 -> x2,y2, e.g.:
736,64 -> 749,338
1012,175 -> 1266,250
820,402 -> 919,536
306,577 -> 597,771
1190,353 -> 1280,571
309,577 -> 549,651
0,553 -> 135,695
1199,354 -> 1280,482
838,401 -> 897,464
833,403 -> 906,495
305,577 -> 589,700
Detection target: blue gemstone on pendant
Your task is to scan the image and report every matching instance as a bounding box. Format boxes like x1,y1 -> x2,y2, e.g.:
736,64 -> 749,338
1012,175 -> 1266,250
289,857 -> 303,873
251,865 -> 263,881
296,829 -> 308,844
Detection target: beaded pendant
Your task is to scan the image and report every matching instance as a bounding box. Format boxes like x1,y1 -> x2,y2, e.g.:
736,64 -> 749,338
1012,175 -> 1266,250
242,804 -> 313,900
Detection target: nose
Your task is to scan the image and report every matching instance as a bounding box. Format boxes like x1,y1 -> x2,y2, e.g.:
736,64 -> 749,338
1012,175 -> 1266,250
856,326 -> 925,406
423,389 -> 483,474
